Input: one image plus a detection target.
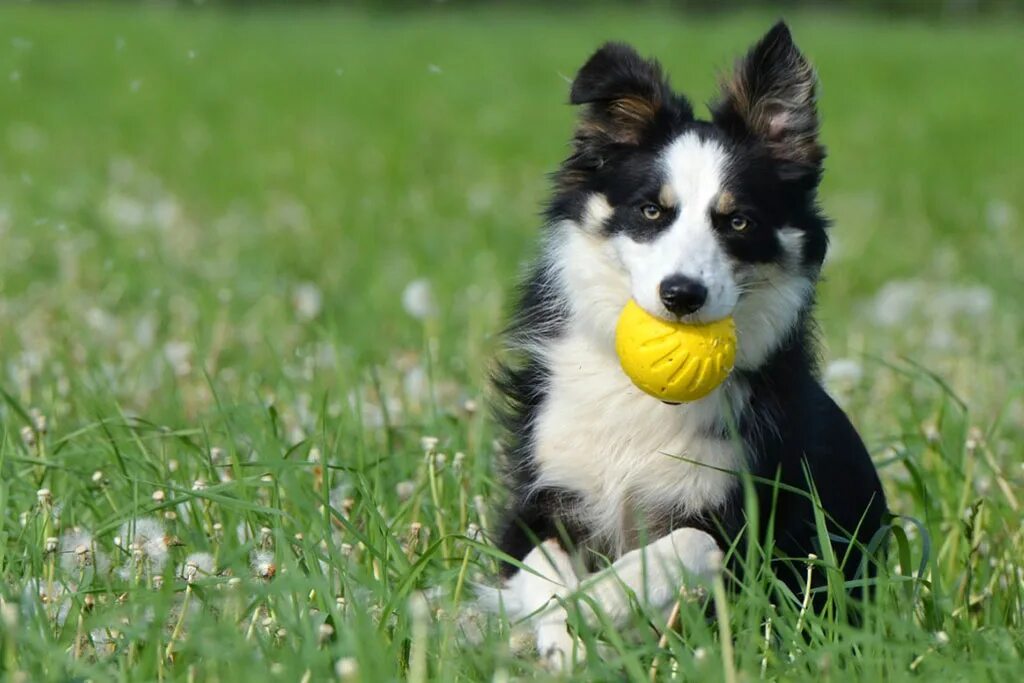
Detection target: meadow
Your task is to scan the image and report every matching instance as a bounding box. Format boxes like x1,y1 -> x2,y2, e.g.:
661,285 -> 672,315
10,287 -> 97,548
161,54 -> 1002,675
0,4 -> 1022,681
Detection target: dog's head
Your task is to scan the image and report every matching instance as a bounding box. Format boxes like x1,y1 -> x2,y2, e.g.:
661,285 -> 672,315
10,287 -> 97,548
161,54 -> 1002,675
549,22 -> 827,369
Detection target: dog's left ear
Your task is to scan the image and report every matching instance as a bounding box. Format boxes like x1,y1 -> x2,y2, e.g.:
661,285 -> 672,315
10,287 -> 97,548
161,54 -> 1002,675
570,42 -> 684,147
712,22 -> 823,181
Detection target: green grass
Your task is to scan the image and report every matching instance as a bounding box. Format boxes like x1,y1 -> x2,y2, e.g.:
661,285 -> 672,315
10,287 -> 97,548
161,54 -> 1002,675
1,4 -> 1022,681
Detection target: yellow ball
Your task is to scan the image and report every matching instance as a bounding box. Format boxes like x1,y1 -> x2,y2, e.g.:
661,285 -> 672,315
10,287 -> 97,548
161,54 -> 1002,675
614,299 -> 737,403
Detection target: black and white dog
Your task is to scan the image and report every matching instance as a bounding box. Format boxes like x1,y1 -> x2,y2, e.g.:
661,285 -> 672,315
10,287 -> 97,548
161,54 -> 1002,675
488,22 -> 887,665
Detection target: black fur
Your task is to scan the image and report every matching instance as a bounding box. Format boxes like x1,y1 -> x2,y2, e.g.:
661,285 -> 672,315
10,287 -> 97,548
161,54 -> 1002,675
492,22 -> 887,606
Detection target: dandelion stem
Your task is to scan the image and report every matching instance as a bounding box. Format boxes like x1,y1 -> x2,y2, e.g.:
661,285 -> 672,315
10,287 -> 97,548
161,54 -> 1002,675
790,555 -> 817,663
165,584 -> 192,660
648,588 -> 684,683
427,454 -> 449,564
451,542 -> 473,608
761,605 -> 775,677
408,593 -> 429,683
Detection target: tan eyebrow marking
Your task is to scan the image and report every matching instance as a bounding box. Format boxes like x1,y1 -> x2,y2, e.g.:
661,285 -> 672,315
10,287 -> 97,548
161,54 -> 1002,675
658,184 -> 678,208
715,191 -> 736,214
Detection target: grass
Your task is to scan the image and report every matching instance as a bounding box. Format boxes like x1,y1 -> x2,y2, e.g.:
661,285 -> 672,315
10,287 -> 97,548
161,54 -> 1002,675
0,4 -> 1022,681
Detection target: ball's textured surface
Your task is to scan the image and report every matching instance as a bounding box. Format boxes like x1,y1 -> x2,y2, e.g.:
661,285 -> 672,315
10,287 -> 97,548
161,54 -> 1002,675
614,299 -> 737,402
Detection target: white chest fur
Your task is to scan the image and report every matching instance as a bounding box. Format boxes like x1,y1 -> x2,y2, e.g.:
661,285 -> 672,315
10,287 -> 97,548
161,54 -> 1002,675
530,331 -> 748,556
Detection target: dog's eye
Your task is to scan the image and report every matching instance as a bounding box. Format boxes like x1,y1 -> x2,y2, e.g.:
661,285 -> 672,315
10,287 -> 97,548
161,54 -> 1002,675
730,215 -> 751,232
641,204 -> 662,221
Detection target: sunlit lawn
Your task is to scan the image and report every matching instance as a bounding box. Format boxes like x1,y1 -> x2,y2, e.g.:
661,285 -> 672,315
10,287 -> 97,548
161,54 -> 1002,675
0,4 -> 1022,681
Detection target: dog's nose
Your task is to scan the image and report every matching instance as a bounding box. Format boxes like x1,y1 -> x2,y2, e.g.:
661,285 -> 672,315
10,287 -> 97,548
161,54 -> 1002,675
658,275 -> 707,316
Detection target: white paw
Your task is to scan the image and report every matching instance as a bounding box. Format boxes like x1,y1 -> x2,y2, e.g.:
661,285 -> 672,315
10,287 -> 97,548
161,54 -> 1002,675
475,541 -> 585,670
665,527 -> 723,580
536,613 -> 585,672
577,527 -> 722,627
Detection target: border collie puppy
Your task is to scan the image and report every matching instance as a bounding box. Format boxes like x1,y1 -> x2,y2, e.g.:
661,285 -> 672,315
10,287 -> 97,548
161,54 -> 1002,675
489,22 -> 887,665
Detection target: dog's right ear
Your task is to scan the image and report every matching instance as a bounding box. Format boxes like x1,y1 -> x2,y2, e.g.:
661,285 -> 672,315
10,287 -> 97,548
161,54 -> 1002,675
711,22 -> 823,181
569,43 -> 684,147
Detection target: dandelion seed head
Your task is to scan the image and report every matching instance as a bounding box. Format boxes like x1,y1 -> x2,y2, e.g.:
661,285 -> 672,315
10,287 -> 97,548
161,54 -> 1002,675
872,280 -> 923,327
251,550 -> 276,579
328,484 -> 351,512
1,598 -> 17,629
59,528 -> 108,574
402,279 -> 437,320
986,199 -> 1015,231
335,657 -> 359,680
119,517 -> 170,572
30,408 -> 47,434
824,358 -> 863,386
163,340 -> 192,376
395,480 -> 416,501
431,452 -> 446,472
403,364 -> 429,403
22,579 -> 71,626
293,282 -> 323,321
180,552 -> 215,583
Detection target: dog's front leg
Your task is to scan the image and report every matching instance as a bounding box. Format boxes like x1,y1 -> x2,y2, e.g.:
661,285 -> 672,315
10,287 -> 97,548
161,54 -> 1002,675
575,527 -> 722,628
491,539 -> 584,670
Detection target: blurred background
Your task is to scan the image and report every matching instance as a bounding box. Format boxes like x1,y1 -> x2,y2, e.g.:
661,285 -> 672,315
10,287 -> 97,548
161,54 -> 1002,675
1,2 -> 1020,425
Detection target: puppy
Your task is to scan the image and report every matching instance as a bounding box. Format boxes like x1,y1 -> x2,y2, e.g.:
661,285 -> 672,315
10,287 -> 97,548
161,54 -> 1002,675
487,22 -> 888,666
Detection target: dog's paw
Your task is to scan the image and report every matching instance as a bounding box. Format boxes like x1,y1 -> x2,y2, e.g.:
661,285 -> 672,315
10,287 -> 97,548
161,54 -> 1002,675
576,527 -> 722,627
536,615 -> 585,673
665,527 -> 723,581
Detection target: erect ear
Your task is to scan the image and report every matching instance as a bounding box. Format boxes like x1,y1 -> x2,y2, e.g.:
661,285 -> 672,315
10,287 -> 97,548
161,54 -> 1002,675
712,22 -> 823,180
569,42 -> 685,147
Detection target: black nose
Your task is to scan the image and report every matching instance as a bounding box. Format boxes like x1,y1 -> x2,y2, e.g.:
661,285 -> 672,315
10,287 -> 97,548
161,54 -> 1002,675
659,275 -> 707,316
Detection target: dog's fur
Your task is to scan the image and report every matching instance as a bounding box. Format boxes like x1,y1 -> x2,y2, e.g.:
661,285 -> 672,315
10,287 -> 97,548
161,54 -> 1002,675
488,22 -> 887,665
